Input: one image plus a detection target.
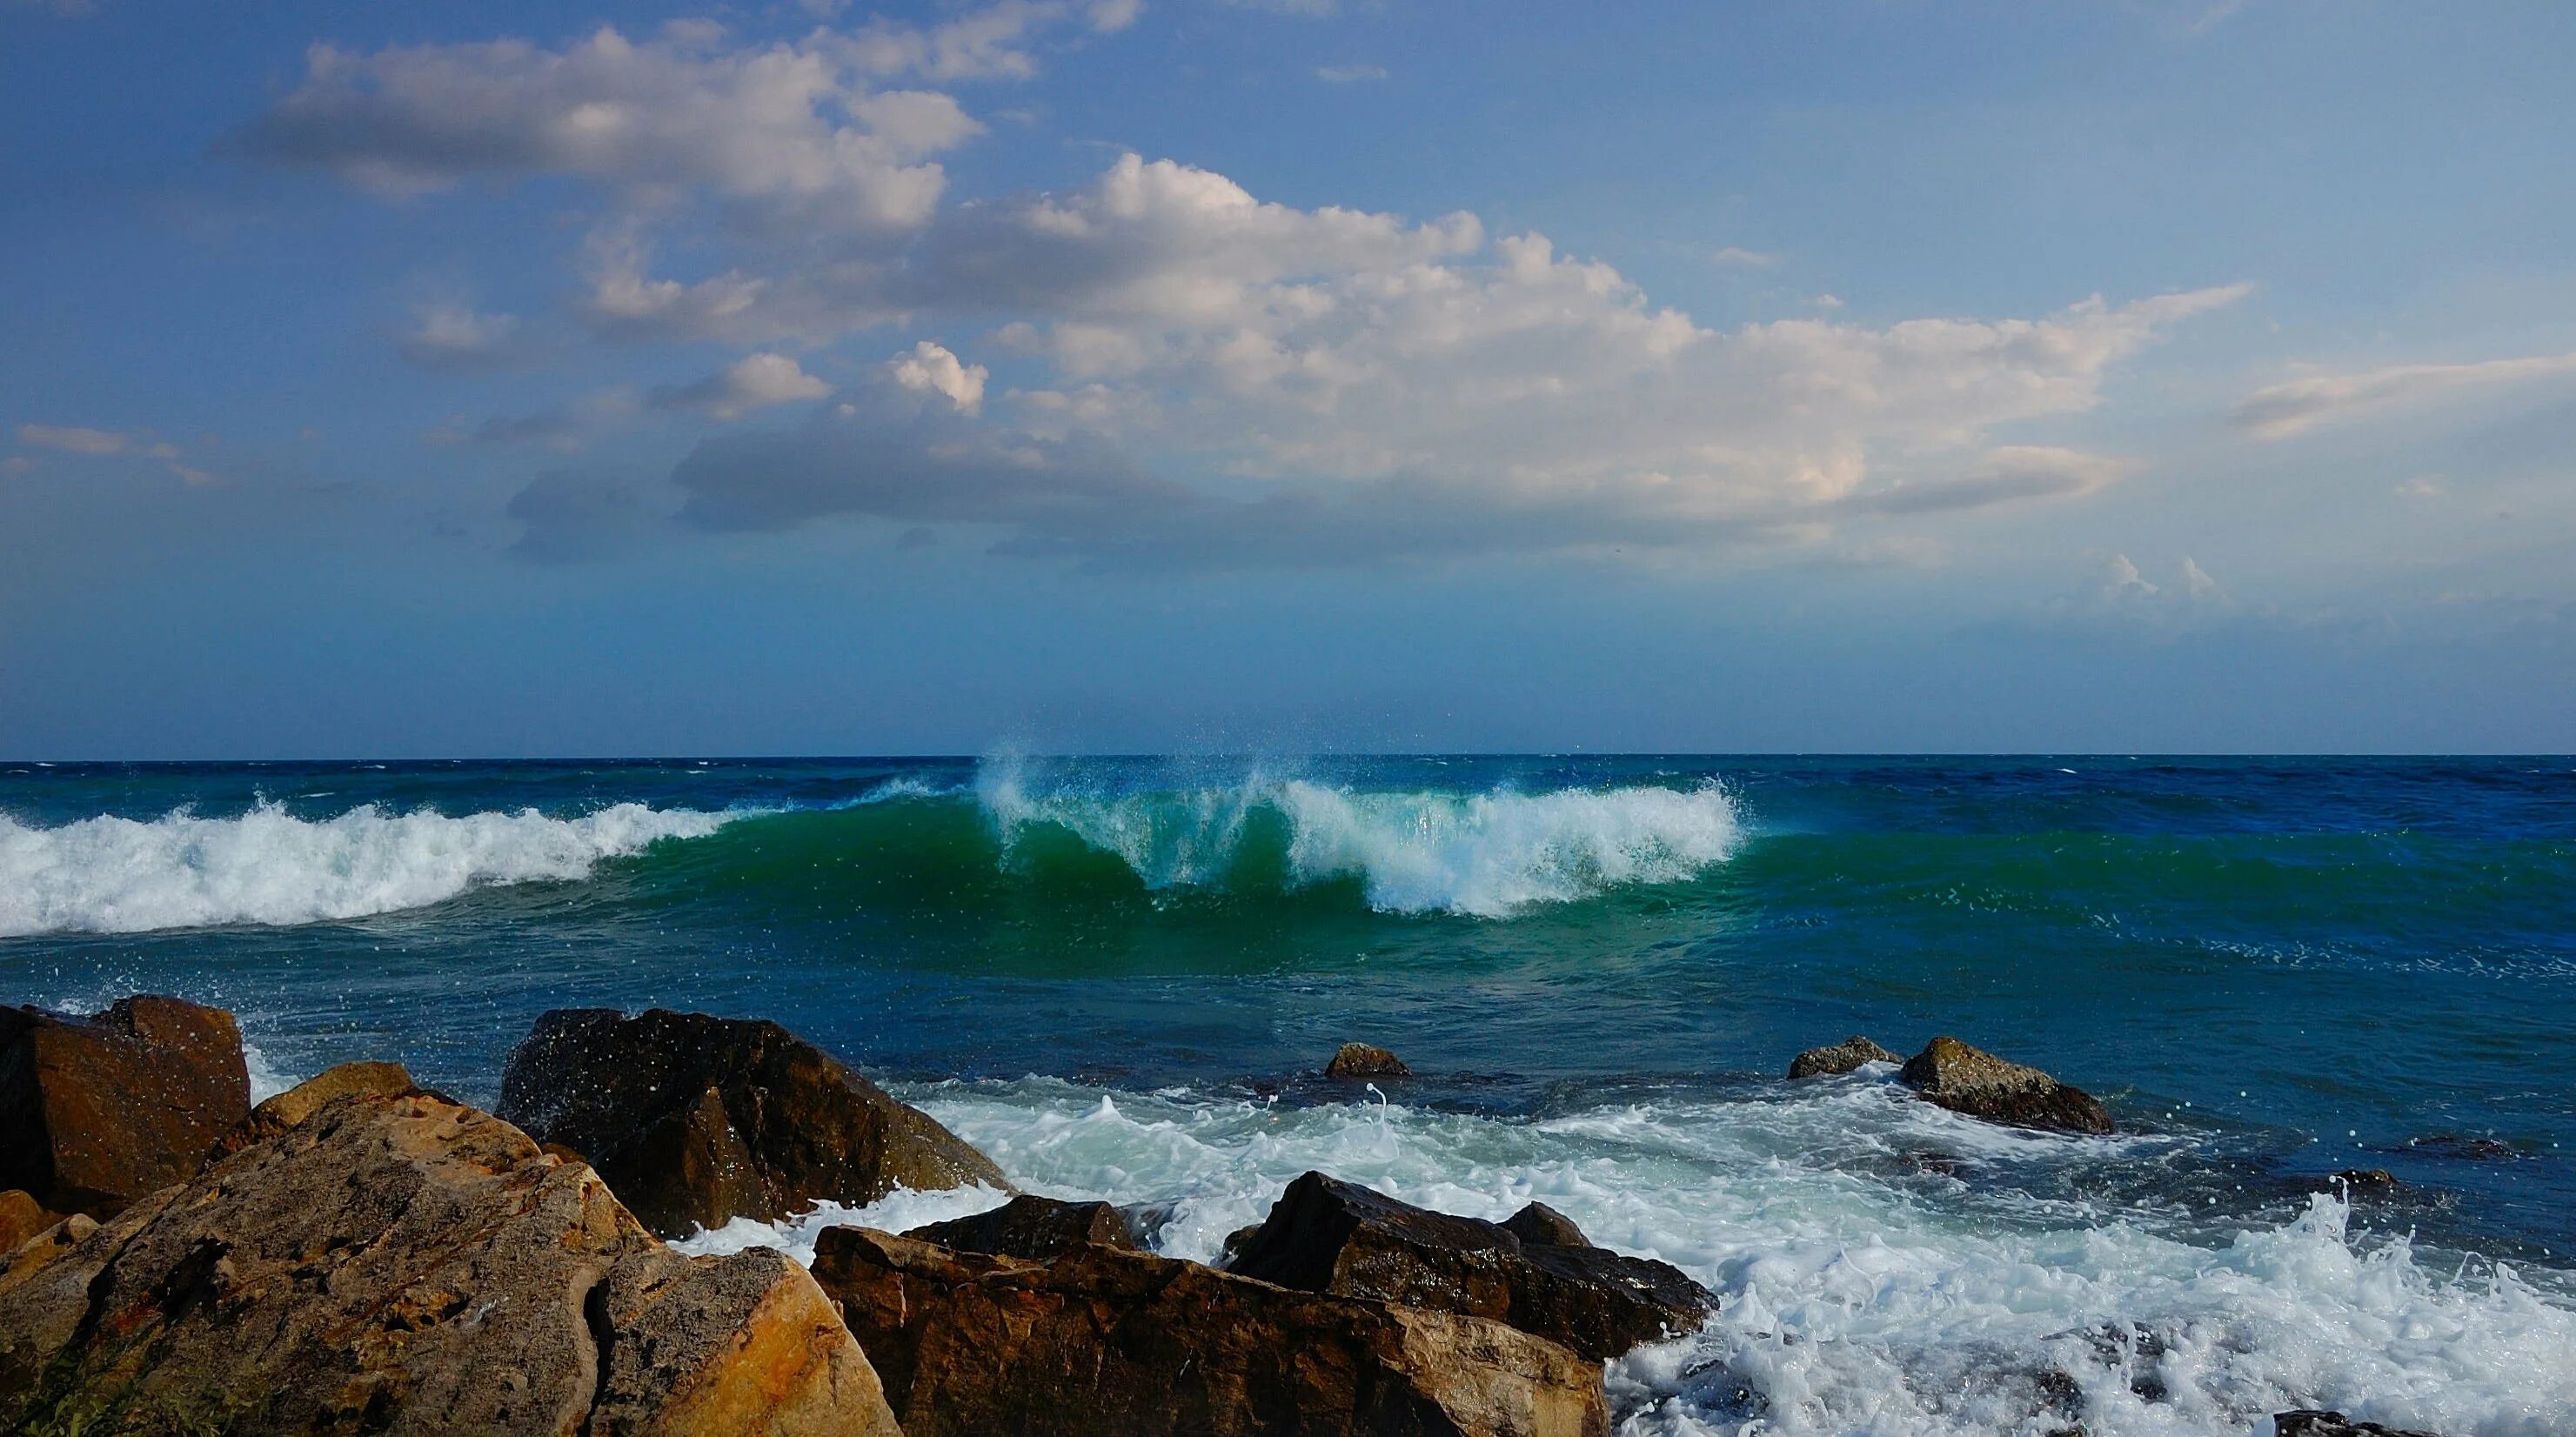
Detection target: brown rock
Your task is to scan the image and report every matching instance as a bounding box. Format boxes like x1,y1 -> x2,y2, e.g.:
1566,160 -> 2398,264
1897,1036 -> 2113,1134
1227,1171 -> 1715,1361
2333,1169 -> 2401,1193
0,1212 -> 96,1304
906,1193 -> 1139,1259
215,1059 -> 433,1155
1788,1034 -> 1900,1079
812,1226 -> 1608,1437
2275,1412 -> 2443,1437
0,1192 -> 64,1255
0,994 -> 250,1217
497,1007 -> 1007,1237
0,1086 -> 900,1435
590,1245 -> 900,1437
1326,1042 -> 1412,1079
1499,1201 -> 1589,1248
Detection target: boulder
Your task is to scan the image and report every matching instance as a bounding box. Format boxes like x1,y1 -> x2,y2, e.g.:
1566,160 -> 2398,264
1787,1034 -> 1899,1079
1499,1201 -> 1589,1248
812,1226 -> 1608,1437
2276,1413 -> 2443,1437
1326,1042 -> 1412,1079
497,1007 -> 1006,1237
0,994 -> 250,1217
1226,1172 -> 1715,1362
2333,1168 -> 2401,1193
906,1193 -> 1138,1259
0,1192 -> 64,1255
215,1058 -> 434,1156
1897,1036 -> 2113,1134
0,1084 -> 900,1436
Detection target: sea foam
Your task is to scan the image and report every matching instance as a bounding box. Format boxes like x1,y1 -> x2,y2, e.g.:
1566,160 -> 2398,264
978,769 -> 1742,917
0,800 -> 733,937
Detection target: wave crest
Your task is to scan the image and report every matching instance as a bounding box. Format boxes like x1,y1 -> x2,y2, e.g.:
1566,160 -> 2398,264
0,800 -> 734,937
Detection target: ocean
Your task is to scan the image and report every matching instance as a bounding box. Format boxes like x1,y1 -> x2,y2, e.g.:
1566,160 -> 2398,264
3,754 -> 2572,1435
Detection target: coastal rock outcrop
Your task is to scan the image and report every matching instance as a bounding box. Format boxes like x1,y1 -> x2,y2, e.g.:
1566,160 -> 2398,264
906,1193 -> 1139,1259
1898,1036 -> 2113,1134
1225,1171 -> 1716,1361
1326,1042 -> 1412,1079
0,1075 -> 900,1435
1499,1201 -> 1589,1248
1788,1034 -> 1900,1079
497,1006 -> 1006,1236
812,1225 -> 1608,1437
0,994 -> 250,1218
215,1057 -> 433,1156
2275,1413 -> 2443,1437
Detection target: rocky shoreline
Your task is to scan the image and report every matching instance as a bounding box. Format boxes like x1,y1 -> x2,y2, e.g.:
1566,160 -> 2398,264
0,996 -> 2441,1435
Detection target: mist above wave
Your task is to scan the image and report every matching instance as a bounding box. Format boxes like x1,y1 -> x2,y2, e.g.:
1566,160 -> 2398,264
0,800 -> 734,937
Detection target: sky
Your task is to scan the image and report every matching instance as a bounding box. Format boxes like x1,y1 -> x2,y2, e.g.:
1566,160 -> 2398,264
3,0 -> 2574,757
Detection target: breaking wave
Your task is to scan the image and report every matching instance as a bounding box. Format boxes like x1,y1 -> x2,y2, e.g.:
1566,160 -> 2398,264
0,800 -> 736,937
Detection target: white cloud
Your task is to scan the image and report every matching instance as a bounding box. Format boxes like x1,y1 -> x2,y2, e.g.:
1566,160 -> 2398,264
650,353 -> 832,419
1315,64 -> 1387,84
394,304 -> 522,371
886,341 -> 987,414
1710,246 -> 1778,268
2181,555 -> 2226,603
2231,351 -> 2576,440
18,424 -> 135,456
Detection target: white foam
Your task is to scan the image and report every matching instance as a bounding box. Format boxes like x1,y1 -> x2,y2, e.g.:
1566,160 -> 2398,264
977,767 -> 1742,917
697,1077 -> 2576,1437
0,800 -> 735,936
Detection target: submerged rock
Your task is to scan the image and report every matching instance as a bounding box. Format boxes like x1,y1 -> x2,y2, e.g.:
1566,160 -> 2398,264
497,1007 -> 1006,1236
2401,1133 -> 2519,1161
1226,1171 -> 1716,1361
2275,1412 -> 2444,1437
906,1193 -> 1138,1259
1788,1034 -> 1900,1079
0,994 -> 250,1218
1898,1036 -> 2113,1134
1327,1042 -> 1413,1079
1499,1201 -> 1589,1248
0,1078 -> 900,1435
812,1226 -> 1608,1437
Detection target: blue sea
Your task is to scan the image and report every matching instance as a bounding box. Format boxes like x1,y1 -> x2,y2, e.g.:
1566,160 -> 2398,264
4,755 -> 2573,1434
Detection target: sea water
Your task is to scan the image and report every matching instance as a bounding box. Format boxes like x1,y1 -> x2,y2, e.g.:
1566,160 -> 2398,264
3,755 -> 2572,1434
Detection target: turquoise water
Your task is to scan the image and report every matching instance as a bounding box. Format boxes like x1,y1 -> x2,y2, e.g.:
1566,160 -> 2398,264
5,755 -> 2573,1434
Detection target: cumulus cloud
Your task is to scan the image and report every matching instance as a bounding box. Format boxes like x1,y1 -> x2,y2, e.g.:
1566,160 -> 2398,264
649,352 -> 832,419
508,470 -> 665,562
394,303 -> 522,371
431,389 -> 638,451
2231,350 -> 2576,440
885,340 -> 987,413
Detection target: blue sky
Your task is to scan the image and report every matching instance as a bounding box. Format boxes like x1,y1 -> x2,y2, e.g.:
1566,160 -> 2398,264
4,0 -> 2574,756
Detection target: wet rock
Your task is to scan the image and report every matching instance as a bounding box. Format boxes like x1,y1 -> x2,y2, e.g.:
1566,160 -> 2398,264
2275,1412 -> 2444,1437
0,1192 -> 64,1255
907,1193 -> 1138,1259
0,1084 -> 900,1435
1788,1034 -> 1900,1079
0,994 -> 250,1217
812,1225 -> 1609,1437
1500,1201 -> 1589,1247
497,1007 -> 1007,1237
2402,1133 -> 2518,1161
215,1059 -> 435,1156
1898,1036 -> 2113,1134
1327,1042 -> 1413,1079
2333,1168 -> 2401,1193
1226,1171 -> 1716,1361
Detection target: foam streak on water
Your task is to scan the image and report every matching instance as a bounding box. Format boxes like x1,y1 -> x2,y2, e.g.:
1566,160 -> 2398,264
679,1077 -> 2576,1437
0,800 -> 734,936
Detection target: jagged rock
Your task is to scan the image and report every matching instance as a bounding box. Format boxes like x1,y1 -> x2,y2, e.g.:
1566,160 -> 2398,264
0,1192 -> 64,1255
215,1059 -> 434,1156
0,1084 -> 900,1435
1788,1034 -> 1900,1079
1898,1036 -> 2113,1134
1500,1201 -> 1589,1247
2275,1412 -> 2444,1437
1227,1172 -> 1715,1361
2333,1168 -> 2401,1193
0,1211 -> 95,1302
0,995 -> 250,1217
1326,1042 -> 1412,1079
497,1007 -> 1007,1237
812,1226 -> 1608,1437
2402,1133 -> 2518,1160
907,1193 -> 1138,1259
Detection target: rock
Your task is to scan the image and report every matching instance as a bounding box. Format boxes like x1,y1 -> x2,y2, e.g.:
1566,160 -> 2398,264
0,994 -> 250,1217
906,1193 -> 1138,1259
497,1007 -> 1007,1237
0,1192 -> 64,1255
2402,1133 -> 2518,1161
0,1212 -> 95,1302
2275,1412 -> 2444,1437
590,1245 -> 900,1437
1226,1171 -> 1715,1361
1788,1034 -> 1900,1079
214,1059 -> 434,1156
1500,1201 -> 1589,1247
1326,1042 -> 1412,1079
1897,1036 -> 2113,1134
812,1225 -> 1608,1437
2333,1168 -> 2401,1193
0,1084 -> 900,1435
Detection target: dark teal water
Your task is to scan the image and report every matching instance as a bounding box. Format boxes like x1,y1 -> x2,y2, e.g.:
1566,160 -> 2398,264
4,754 -> 2572,1261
